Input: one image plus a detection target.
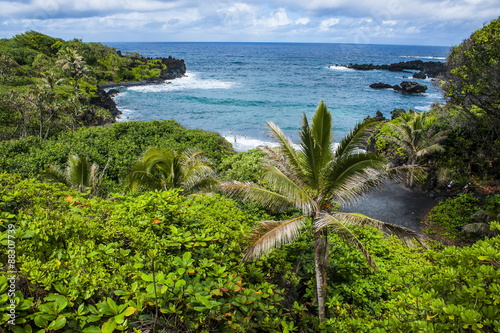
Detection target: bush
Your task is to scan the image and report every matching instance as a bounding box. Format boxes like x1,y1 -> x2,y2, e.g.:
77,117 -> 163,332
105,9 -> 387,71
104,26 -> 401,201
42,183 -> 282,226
0,173 -> 288,332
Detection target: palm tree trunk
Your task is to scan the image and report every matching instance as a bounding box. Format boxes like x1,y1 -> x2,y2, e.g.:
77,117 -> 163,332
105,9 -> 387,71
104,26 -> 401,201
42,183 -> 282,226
314,226 -> 328,323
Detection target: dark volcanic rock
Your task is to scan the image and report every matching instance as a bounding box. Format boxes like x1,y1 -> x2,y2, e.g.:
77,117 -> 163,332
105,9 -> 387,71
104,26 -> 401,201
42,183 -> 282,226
347,60 -> 446,78
370,81 -> 427,94
391,108 -> 406,119
399,81 -> 427,94
159,56 -> 186,80
370,82 -> 396,89
90,87 -> 121,117
413,71 -> 427,79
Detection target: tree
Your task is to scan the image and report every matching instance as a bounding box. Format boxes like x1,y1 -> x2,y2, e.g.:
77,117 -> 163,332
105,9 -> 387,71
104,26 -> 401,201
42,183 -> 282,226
444,17 -> 500,138
56,47 -> 90,89
381,111 -> 448,187
46,154 -> 109,196
220,100 -> 423,323
124,147 -> 218,193
0,54 -> 19,84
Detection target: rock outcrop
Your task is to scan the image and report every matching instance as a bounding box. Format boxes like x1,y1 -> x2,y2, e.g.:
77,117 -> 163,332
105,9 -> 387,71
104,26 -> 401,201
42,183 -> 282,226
397,81 -> 427,94
369,82 -> 395,89
98,56 -> 186,89
90,87 -> 121,117
347,60 -> 446,78
369,81 -> 427,94
95,56 -> 187,117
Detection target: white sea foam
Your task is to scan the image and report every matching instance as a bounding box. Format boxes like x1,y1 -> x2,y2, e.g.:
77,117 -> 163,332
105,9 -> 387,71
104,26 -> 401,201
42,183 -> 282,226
224,135 -> 345,153
224,135 -> 302,152
327,65 -> 354,71
116,108 -> 136,122
128,72 -> 235,93
400,56 -> 446,60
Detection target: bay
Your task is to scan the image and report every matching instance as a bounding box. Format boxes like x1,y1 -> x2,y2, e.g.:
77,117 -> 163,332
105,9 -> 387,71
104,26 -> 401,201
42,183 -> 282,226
104,42 -> 449,151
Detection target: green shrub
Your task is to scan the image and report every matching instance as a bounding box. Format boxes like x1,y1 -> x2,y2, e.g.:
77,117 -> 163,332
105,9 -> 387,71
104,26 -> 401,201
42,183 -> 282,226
0,173 -> 288,332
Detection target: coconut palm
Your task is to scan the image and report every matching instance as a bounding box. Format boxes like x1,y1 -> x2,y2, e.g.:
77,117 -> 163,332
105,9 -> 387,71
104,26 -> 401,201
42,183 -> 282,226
46,154 -> 109,196
124,147 -> 218,193
220,100 -> 424,323
382,111 -> 448,187
56,48 -> 90,89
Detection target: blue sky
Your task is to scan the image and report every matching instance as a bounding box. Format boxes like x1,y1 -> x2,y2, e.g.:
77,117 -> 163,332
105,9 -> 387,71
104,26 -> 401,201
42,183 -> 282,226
0,0 -> 498,46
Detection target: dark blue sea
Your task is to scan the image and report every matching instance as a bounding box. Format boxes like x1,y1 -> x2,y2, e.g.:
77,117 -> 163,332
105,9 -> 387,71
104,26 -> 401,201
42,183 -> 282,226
104,42 -> 450,151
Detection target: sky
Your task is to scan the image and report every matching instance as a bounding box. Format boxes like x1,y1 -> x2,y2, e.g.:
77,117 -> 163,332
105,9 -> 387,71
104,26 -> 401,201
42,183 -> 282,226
0,0 -> 498,46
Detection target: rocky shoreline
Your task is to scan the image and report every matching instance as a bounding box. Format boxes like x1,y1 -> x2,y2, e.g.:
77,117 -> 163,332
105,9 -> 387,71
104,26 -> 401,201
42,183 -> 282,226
370,81 -> 428,94
92,56 -> 187,118
346,59 -> 446,79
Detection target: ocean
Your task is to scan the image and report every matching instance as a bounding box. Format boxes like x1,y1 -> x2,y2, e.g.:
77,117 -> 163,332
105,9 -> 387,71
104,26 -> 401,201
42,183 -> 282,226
104,42 -> 450,151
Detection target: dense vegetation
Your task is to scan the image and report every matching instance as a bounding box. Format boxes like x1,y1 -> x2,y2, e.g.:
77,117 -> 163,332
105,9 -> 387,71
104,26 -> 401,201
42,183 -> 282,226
0,31 -> 170,140
1,18 -> 500,333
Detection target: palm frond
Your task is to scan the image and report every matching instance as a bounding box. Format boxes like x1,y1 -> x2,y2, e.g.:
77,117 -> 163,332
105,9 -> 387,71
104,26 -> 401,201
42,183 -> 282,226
323,152 -> 387,204
45,165 -> 69,186
219,181 -> 294,213
333,212 -> 427,249
243,216 -> 307,261
124,162 -> 163,191
261,146 -> 303,183
311,100 -> 333,167
66,155 -> 90,188
314,213 -> 376,269
262,166 -> 316,214
266,121 -> 303,176
299,113 -> 323,188
335,117 -> 378,158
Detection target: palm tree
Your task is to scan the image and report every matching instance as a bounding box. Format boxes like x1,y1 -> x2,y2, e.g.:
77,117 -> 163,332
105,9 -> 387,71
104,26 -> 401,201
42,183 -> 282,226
220,100 -> 424,323
56,48 -> 90,89
46,155 -> 109,196
124,147 -> 218,193
382,111 -> 448,187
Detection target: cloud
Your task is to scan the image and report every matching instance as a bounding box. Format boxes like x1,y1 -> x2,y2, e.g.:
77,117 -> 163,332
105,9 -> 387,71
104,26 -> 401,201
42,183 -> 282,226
319,17 -> 340,31
0,0 -> 498,45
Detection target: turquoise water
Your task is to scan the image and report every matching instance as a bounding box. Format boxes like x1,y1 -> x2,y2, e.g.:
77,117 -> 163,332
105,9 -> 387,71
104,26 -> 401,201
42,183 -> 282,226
104,42 -> 449,150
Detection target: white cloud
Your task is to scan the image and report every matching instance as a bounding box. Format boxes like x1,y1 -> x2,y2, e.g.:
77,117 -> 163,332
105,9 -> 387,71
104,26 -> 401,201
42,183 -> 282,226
0,0 -> 498,45
319,17 -> 340,31
295,17 -> 310,25
255,8 -> 292,27
382,20 -> 397,25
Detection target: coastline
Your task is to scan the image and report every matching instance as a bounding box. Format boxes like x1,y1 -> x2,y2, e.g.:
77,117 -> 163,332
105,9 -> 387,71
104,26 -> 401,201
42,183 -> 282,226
94,56 -> 187,119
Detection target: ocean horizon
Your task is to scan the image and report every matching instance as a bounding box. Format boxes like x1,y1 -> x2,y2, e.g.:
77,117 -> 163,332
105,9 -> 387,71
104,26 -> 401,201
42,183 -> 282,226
104,42 -> 450,151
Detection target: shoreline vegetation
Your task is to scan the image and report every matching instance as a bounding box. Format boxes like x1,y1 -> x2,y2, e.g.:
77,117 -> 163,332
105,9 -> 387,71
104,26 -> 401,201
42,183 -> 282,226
1,18 -> 500,332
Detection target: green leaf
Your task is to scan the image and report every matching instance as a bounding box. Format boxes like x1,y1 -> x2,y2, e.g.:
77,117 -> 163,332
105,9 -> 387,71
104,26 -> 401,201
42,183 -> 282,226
101,317 -> 117,333
82,326 -> 101,333
122,307 -> 136,317
140,273 -> 153,282
106,298 -> 119,314
47,316 -> 66,330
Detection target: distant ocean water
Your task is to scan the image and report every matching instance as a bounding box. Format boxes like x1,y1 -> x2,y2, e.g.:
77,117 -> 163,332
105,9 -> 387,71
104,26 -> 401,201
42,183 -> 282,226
104,42 -> 450,151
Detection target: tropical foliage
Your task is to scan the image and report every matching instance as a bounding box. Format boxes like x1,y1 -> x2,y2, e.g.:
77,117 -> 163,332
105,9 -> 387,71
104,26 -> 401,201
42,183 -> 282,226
0,31 -> 170,140
0,20 -> 500,332
221,100 -> 424,322
0,120 -> 232,194
124,147 -> 218,193
46,154 -> 109,196
379,111 -> 448,187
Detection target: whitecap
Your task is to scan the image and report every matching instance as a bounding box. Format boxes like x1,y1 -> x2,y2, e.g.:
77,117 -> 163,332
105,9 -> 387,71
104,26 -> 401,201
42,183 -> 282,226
128,72 -> 236,93
327,65 -> 354,71
223,135 -> 346,153
400,56 -> 446,60
115,108 -> 136,122
224,135 -> 303,152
